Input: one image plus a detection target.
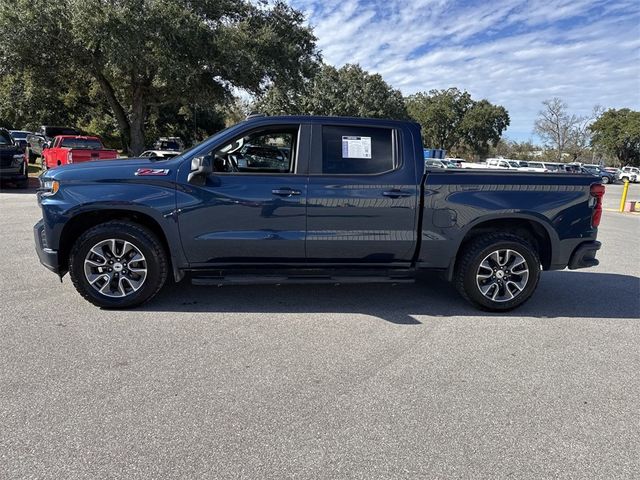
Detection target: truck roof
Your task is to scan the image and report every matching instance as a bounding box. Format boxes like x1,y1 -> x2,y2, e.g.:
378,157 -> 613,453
242,115 -> 420,127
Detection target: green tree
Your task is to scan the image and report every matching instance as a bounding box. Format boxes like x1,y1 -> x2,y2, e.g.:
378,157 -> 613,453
590,108 -> 640,167
405,88 -> 509,156
405,88 -> 471,151
488,139 -> 540,161
256,64 -> 408,119
460,100 -> 510,157
0,69 -> 127,147
0,0 -> 319,154
509,141 -> 540,161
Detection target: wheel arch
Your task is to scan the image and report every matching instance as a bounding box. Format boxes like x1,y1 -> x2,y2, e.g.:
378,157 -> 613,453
447,214 -> 557,281
58,208 -> 184,281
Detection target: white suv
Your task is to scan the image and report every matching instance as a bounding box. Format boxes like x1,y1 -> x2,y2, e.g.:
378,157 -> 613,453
620,166 -> 639,183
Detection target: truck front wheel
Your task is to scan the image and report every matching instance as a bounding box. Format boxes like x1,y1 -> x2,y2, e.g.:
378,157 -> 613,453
69,221 -> 168,308
454,233 -> 541,311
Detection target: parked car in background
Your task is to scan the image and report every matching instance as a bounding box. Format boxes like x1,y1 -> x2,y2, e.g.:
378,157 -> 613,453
527,161 -> 564,172
444,158 -> 464,167
153,137 -> 184,152
485,158 -> 520,169
581,165 -> 617,184
457,160 -> 488,169
546,162 -> 566,172
425,159 -> 457,168
582,165 -> 618,184
35,115 -> 604,312
486,158 -> 546,172
140,150 -> 181,159
42,136 -> 118,170
563,163 -> 583,173
26,126 -> 82,163
0,128 -> 29,188
9,130 -> 31,150
620,166 -> 640,183
603,167 -> 627,182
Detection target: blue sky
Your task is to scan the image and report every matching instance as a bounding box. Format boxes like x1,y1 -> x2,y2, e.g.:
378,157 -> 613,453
287,0 -> 640,141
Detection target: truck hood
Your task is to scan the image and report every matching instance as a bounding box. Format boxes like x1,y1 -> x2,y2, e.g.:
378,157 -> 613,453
41,156 -> 181,182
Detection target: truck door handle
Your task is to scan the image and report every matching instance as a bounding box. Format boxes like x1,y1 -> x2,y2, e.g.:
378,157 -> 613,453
272,188 -> 301,197
382,190 -> 412,198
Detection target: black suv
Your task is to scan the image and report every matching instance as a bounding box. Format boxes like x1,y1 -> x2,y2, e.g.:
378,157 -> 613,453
0,128 -> 29,188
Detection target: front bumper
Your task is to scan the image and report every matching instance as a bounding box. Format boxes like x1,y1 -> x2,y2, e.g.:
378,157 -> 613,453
34,219 -> 60,274
568,240 -> 601,270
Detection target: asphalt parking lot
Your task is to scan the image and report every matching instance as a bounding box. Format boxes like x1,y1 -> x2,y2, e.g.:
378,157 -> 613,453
1,181 -> 639,479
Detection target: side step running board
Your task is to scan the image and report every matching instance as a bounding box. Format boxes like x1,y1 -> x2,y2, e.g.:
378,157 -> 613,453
191,275 -> 415,286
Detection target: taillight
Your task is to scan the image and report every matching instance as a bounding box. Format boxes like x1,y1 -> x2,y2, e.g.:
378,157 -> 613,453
590,183 -> 605,227
67,151 -> 73,164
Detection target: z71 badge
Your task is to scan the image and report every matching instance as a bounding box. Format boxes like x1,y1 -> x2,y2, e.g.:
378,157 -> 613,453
135,168 -> 170,176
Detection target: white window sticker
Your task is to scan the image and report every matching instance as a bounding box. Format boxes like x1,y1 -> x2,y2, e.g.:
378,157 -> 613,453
342,136 -> 371,159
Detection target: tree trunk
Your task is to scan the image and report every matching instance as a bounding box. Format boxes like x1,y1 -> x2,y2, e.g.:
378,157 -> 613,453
93,69 -> 132,154
129,84 -> 147,156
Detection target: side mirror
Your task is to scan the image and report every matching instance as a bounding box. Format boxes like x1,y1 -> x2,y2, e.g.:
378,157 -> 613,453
187,155 -> 213,185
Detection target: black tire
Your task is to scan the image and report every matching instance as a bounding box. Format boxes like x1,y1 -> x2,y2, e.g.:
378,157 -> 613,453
69,221 -> 168,308
25,147 -> 36,164
454,233 -> 541,312
17,162 -> 29,189
601,176 -> 610,184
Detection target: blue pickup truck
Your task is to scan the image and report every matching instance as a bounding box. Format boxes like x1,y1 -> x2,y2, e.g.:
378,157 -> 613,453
35,115 -> 604,311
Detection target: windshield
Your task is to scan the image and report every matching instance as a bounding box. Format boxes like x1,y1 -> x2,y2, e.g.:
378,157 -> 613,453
10,131 -> 28,140
176,122 -> 251,161
60,138 -> 104,149
0,130 -> 14,145
508,161 -> 520,168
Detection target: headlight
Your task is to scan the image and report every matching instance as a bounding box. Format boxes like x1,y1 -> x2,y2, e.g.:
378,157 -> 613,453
40,179 -> 60,196
13,154 -> 24,165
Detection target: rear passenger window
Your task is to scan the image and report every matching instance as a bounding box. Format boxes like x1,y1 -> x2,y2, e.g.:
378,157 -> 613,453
322,126 -> 395,174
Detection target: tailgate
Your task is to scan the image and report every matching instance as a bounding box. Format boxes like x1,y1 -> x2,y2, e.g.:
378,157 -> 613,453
70,149 -> 118,162
98,150 -> 118,160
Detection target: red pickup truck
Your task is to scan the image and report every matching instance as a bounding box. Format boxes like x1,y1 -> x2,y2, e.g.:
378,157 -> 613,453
42,135 -> 118,170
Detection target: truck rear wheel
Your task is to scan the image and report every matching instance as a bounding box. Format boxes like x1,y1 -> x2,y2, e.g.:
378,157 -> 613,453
69,221 -> 168,309
454,233 -> 541,311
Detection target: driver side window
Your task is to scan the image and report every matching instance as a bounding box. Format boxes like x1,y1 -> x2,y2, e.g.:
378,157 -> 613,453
208,126 -> 298,174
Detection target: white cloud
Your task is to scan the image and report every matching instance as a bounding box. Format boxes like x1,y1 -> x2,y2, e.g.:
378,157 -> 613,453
288,0 -> 640,140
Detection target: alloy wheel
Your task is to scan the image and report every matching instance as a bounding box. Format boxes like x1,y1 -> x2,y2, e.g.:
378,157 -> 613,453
83,238 -> 148,298
476,249 -> 529,302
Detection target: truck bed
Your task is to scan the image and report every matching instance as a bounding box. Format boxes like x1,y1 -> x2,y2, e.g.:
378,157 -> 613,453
417,168 -> 600,273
